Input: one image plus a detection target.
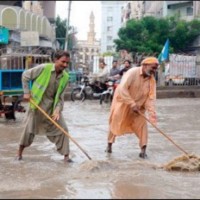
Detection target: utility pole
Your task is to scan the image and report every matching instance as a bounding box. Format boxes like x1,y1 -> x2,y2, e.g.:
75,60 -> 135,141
64,0 -> 72,51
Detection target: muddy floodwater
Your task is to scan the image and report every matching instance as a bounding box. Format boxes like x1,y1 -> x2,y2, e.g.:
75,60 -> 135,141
0,98 -> 200,199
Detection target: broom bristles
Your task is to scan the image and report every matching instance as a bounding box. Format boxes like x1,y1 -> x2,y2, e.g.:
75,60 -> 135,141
162,154 -> 200,172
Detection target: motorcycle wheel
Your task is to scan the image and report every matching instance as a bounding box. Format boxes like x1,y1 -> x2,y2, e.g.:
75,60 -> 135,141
71,88 -> 86,102
100,93 -> 112,105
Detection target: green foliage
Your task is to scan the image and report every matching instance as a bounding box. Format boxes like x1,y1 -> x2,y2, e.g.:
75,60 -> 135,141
100,51 -> 120,60
55,16 -> 67,49
55,16 -> 75,50
102,51 -> 115,57
114,16 -> 200,54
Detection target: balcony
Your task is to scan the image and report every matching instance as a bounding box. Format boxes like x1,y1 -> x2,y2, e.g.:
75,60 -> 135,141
167,1 -> 192,6
0,5 -> 55,41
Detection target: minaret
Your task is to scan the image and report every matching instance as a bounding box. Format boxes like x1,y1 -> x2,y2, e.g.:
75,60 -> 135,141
87,11 -> 96,44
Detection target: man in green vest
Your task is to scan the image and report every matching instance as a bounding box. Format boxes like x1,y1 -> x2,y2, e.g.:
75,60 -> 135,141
16,50 -> 72,162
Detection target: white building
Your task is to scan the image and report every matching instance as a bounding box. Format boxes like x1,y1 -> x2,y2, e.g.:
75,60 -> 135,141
0,1 -> 57,53
100,1 -> 124,53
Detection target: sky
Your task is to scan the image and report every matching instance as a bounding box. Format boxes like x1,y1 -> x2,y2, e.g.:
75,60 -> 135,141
56,1 -> 101,41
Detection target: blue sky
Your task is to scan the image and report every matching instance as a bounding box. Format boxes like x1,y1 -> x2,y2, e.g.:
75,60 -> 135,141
56,1 -> 101,40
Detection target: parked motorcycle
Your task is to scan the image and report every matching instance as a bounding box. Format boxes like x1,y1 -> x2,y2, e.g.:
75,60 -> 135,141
70,75 -> 107,102
99,79 -> 118,105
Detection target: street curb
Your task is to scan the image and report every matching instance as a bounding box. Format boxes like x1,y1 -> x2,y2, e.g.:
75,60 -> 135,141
64,86 -> 200,100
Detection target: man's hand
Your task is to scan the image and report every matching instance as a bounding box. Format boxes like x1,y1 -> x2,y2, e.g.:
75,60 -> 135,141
23,93 -> 31,101
132,105 -> 140,114
51,108 -> 60,121
150,114 -> 157,126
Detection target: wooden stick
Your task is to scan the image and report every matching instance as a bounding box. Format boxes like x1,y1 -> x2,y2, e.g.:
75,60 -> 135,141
138,111 -> 189,155
30,98 -> 92,160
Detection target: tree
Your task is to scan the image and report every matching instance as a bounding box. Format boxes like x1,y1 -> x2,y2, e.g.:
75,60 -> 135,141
55,16 -> 67,50
55,16 -> 76,50
114,16 -> 200,55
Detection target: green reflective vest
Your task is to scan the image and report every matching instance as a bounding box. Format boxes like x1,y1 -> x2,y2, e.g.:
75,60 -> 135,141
30,63 -> 69,112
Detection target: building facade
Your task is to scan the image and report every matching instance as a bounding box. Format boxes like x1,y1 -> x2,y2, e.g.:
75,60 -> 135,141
40,1 -> 56,24
163,1 -> 195,21
143,1 -> 164,18
100,1 -> 124,53
0,1 -> 56,55
122,1 -> 200,21
121,1 -> 145,26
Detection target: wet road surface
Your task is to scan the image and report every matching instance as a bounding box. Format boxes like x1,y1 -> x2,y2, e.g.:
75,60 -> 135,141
0,98 -> 200,199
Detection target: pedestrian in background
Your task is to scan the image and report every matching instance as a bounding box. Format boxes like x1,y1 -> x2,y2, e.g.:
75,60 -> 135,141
110,60 -> 132,82
109,60 -> 120,77
90,60 -> 109,92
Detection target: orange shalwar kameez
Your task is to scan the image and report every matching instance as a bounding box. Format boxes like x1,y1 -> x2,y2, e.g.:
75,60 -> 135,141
108,66 -> 157,148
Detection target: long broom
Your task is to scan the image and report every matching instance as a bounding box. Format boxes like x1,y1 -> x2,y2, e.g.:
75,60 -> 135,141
30,98 -> 92,160
137,111 -> 200,171
138,110 -> 189,156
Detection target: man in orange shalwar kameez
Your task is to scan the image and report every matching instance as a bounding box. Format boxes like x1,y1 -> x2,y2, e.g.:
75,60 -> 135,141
106,57 -> 159,158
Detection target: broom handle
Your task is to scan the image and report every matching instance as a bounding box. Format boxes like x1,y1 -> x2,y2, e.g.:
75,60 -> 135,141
30,98 -> 92,160
138,111 -> 189,155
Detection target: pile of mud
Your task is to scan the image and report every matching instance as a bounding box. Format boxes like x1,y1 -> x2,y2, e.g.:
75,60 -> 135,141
162,154 -> 200,172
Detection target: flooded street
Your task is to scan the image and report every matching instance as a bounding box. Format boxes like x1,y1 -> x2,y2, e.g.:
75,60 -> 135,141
0,98 -> 200,199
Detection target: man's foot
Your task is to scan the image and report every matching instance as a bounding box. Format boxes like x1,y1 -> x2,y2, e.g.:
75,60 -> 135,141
64,155 -> 73,163
139,145 -> 147,159
16,145 -> 25,161
15,155 -> 23,161
139,152 -> 147,159
105,143 -> 112,153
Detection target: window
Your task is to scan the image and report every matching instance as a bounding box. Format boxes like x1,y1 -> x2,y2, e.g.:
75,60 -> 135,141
107,46 -> 113,51
107,26 -> 112,32
186,7 -> 193,16
107,16 -> 113,22
107,36 -> 112,41
107,7 -> 113,17
126,12 -> 131,19
107,7 -> 113,12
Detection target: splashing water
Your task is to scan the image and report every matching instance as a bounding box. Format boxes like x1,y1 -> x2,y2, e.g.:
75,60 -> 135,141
79,160 -> 116,172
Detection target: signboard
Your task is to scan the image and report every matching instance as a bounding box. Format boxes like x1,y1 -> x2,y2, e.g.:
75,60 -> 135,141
168,54 -> 197,78
20,31 -> 39,46
0,27 -> 9,44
